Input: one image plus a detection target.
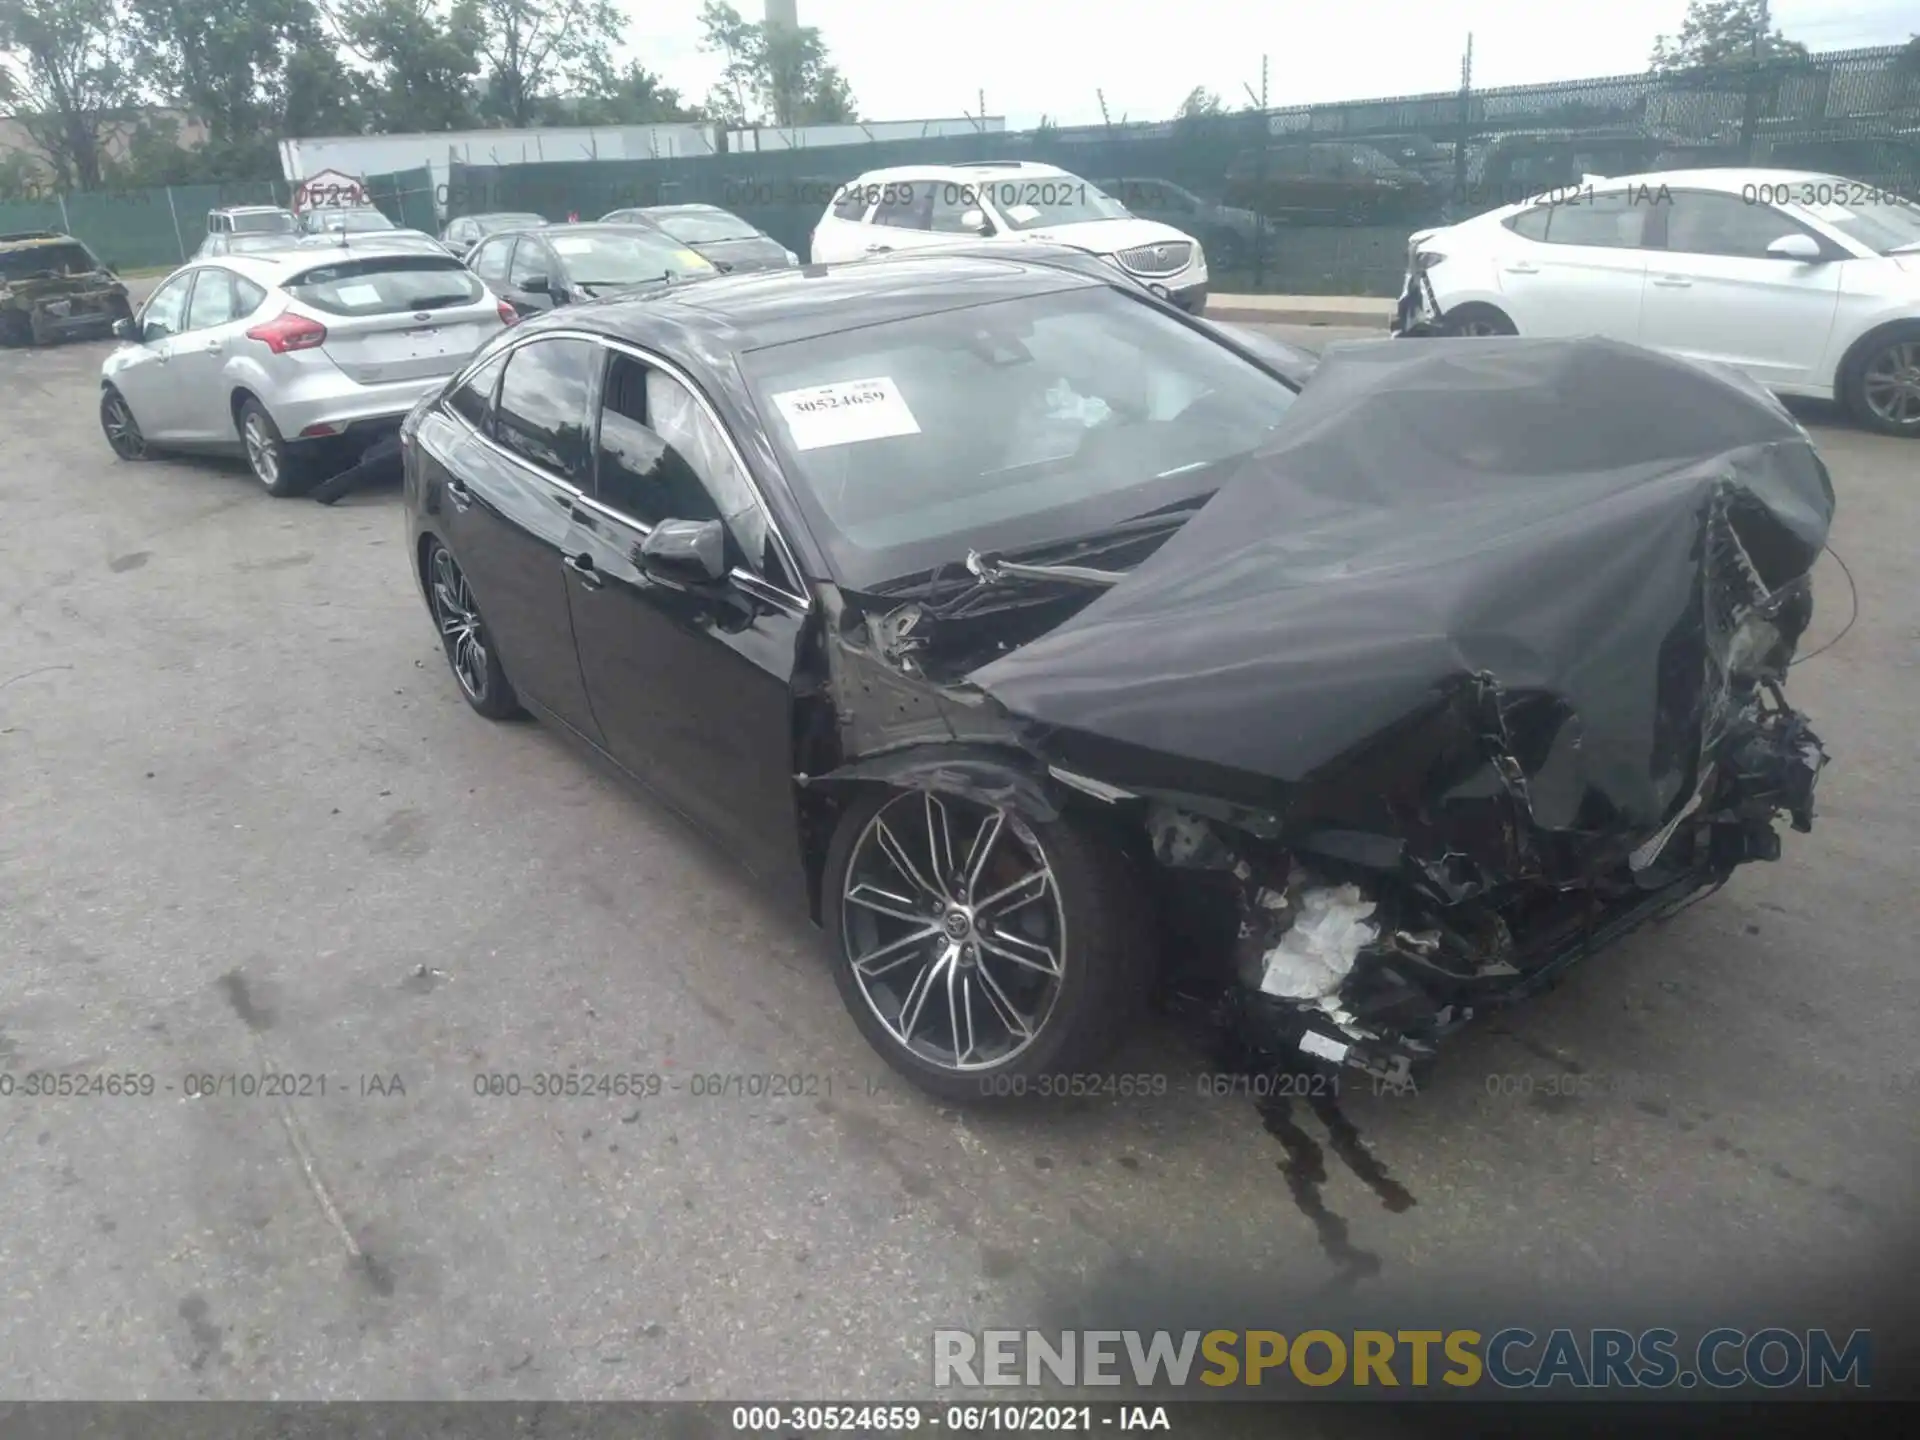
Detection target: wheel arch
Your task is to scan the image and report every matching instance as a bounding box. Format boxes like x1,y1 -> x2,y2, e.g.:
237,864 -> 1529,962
1833,315 -> 1920,404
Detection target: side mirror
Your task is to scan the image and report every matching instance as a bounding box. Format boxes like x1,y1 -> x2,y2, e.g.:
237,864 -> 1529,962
141,322 -> 172,344
962,209 -> 993,236
113,317 -> 137,341
639,518 -> 728,586
520,273 -> 551,294
1765,233 -> 1824,262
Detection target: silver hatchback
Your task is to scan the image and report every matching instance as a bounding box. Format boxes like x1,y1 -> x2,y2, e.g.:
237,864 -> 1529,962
99,243 -> 511,495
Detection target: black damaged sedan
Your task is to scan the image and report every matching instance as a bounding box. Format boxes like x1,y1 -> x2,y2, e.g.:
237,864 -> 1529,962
400,248 -> 1833,1101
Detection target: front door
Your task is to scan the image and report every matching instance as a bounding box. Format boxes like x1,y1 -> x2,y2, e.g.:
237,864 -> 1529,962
561,346 -> 809,890
111,270 -> 198,442
501,236 -> 559,317
1638,189 -> 1844,389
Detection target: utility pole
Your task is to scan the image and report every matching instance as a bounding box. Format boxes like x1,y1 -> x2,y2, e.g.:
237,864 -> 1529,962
1453,33 -> 1473,212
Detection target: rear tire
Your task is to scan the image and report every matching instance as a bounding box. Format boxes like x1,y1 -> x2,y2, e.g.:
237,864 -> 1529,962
822,785 -> 1153,1104
1843,324 -> 1920,438
424,539 -> 523,721
1441,303 -> 1517,338
237,398 -> 315,497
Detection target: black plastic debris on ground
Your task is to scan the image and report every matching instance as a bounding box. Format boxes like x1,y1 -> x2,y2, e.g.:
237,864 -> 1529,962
311,432 -> 403,506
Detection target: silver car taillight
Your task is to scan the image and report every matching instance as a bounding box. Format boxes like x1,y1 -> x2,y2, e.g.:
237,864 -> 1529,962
245,310 -> 327,354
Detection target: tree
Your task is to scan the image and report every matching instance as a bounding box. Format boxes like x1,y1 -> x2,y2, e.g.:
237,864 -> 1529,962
698,1 -> 857,128
1649,0 -> 1809,74
336,0 -> 484,132
0,0 -> 143,190
473,0 -> 624,128
131,0 -> 360,176
570,58 -> 701,126
1174,86 -> 1224,120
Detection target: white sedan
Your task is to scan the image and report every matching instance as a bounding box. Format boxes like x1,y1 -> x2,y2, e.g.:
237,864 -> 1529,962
1394,168 -> 1920,436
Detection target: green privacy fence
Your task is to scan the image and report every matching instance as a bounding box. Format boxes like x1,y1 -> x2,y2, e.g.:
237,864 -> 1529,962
0,179 -> 295,270
445,43 -> 1919,296
5,44 -> 1914,291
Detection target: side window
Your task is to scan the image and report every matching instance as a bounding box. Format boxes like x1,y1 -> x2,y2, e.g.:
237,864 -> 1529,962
494,338 -> 598,481
471,237 -> 512,285
141,273 -> 193,341
508,238 -> 552,288
184,269 -> 239,331
1541,191 -> 1645,248
232,276 -> 267,318
1505,206 -> 1551,241
872,184 -> 932,231
594,353 -> 780,580
448,351 -> 507,432
831,186 -> 870,221
1663,191 -> 1814,259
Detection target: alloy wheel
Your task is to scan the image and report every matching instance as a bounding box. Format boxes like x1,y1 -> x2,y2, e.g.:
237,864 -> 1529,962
1861,340 -> 1920,429
243,412 -> 281,487
429,546 -> 489,702
101,392 -> 146,459
840,791 -> 1068,1072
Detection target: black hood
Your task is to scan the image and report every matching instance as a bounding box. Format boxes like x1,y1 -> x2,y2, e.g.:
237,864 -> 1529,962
967,337 -> 1834,879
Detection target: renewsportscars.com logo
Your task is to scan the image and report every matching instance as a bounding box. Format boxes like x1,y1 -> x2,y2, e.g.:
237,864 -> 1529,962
931,1328 -> 1873,1391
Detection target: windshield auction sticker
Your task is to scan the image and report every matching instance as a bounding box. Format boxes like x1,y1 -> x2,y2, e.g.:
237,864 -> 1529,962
772,377 -> 922,450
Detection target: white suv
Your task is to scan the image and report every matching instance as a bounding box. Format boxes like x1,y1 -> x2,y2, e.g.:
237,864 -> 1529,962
810,161 -> 1210,314
1396,168 -> 1920,436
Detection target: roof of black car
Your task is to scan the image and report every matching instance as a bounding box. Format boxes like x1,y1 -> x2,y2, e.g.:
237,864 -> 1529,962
569,252 -> 1106,353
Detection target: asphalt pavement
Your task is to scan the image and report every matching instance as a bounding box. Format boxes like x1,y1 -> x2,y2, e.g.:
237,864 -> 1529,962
1,323 -> 1914,1401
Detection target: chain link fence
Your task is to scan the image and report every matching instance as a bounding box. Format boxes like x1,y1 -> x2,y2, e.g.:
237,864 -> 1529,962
6,45 -> 1914,290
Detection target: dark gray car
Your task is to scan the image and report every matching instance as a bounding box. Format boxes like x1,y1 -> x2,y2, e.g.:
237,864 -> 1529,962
598,203 -> 797,273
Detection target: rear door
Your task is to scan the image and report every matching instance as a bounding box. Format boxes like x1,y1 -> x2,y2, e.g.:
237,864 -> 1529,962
281,255 -> 498,385
1491,188 -> 1655,340
561,346 -> 810,888
1637,189 -> 1844,388
810,183 -> 877,263
169,267 -> 270,442
112,270 -> 198,442
439,337 -> 603,740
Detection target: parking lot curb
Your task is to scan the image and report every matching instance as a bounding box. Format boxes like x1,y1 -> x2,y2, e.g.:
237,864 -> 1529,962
1206,298 -> 1395,329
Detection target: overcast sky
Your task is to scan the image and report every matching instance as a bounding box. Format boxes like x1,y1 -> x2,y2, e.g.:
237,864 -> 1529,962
630,1 -> 1919,129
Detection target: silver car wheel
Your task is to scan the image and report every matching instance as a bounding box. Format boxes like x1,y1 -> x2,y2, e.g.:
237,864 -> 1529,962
840,791 -> 1068,1072
101,391 -> 146,459
243,413 -> 280,487
429,546 -> 489,702
1861,340 -> 1920,428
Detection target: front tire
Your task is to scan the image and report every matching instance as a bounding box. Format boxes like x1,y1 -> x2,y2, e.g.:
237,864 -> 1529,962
1845,325 -> 1920,438
424,540 -> 523,720
237,397 -> 315,497
822,786 -> 1150,1103
100,385 -> 149,460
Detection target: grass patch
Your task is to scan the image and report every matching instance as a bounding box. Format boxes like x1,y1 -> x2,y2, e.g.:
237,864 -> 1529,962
114,264 -> 178,279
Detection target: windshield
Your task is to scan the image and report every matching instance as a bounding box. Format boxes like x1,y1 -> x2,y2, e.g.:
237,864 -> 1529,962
227,233 -> 296,255
0,242 -> 100,279
311,209 -> 395,233
1805,194 -> 1920,255
742,286 -> 1298,589
549,230 -> 716,285
972,177 -> 1132,231
232,211 -> 296,234
649,210 -> 760,243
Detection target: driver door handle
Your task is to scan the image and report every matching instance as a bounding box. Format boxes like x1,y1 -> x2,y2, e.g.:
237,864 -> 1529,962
865,243 -> 893,254
1652,275 -> 1692,288
564,553 -> 604,589
1503,262 -> 1539,274
445,478 -> 473,511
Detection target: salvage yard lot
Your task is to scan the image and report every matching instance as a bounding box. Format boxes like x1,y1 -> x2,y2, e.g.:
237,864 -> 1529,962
1,325 -> 1914,1400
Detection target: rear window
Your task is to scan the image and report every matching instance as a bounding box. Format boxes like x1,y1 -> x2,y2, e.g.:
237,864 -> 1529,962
649,210 -> 759,243
284,257 -> 484,315
0,242 -> 100,280
233,211 -> 296,235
